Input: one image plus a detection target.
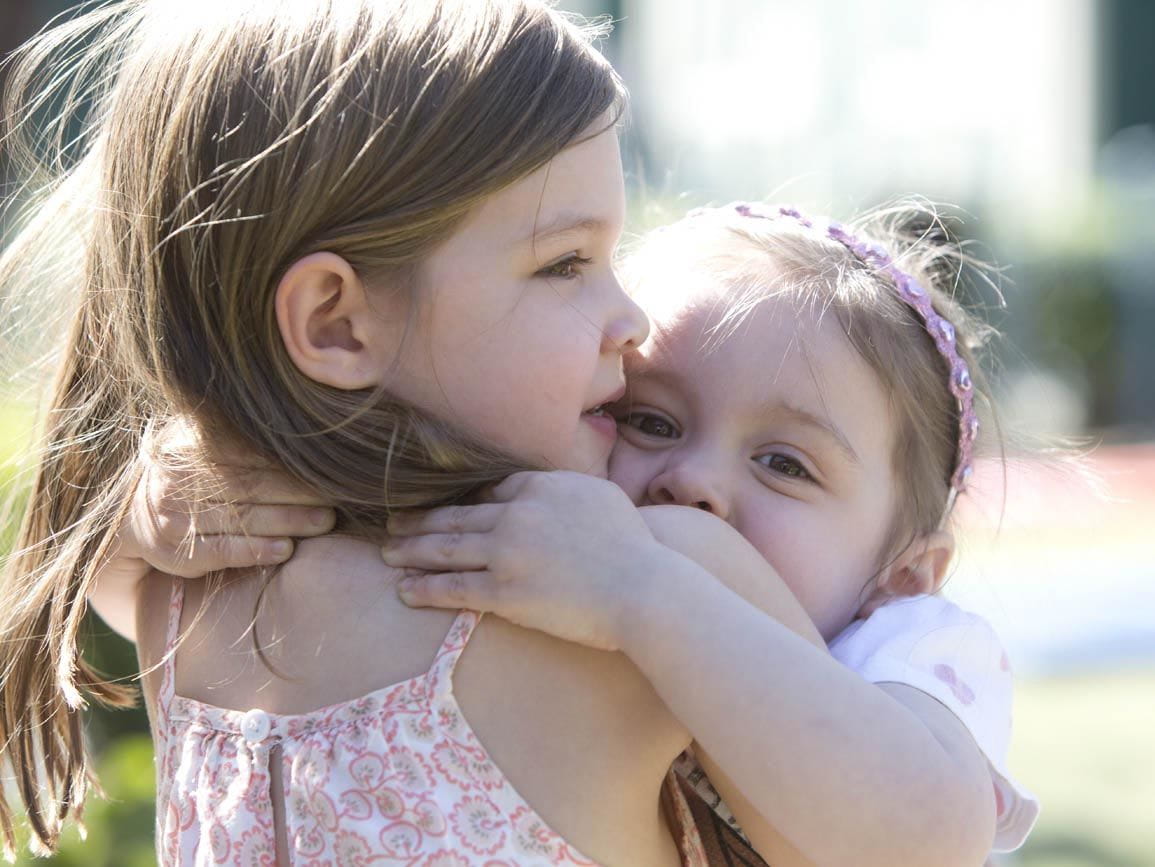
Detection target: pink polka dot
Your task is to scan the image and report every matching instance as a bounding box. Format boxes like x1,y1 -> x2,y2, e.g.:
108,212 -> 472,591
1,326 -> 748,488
934,664 -> 958,685
933,664 -> 975,705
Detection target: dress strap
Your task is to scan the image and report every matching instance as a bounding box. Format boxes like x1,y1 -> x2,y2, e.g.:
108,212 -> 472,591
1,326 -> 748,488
155,578 -> 185,722
427,609 -> 482,698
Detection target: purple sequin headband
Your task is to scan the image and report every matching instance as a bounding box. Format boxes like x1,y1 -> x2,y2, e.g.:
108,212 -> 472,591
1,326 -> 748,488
697,202 -> 978,519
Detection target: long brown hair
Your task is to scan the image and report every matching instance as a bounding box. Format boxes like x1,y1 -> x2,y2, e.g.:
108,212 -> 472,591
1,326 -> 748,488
0,0 -> 624,854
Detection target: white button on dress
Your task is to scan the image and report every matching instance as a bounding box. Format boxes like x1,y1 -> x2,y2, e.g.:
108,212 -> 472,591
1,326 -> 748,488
241,708 -> 271,743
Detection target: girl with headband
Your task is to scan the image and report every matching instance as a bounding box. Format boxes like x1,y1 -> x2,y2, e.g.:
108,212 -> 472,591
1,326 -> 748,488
381,202 -> 1041,863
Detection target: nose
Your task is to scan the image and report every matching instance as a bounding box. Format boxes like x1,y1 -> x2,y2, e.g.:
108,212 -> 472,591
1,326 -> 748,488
646,458 -> 730,520
601,274 -> 651,353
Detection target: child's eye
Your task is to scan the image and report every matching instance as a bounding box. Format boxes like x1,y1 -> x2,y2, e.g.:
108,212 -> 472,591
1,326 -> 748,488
756,452 -> 813,481
622,412 -> 679,439
537,255 -> 592,280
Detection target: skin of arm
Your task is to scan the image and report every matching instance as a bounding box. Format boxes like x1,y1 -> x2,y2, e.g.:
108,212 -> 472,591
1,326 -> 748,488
89,550 -> 152,640
386,475 -> 997,866
631,504 -> 996,867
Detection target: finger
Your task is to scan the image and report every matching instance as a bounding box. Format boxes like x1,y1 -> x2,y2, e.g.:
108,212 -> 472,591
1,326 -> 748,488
386,503 -> 502,537
396,570 -> 497,611
163,534 -> 295,578
184,503 -> 335,537
380,532 -> 488,572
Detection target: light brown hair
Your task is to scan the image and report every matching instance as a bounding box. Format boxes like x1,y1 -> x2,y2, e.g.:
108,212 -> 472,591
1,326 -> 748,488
619,201 -> 1000,570
0,0 -> 624,854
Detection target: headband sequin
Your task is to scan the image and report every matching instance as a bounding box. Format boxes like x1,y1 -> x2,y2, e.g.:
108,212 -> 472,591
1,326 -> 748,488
698,202 -> 978,519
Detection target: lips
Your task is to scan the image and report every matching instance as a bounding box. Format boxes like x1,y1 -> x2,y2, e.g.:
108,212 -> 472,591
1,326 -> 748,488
580,405 -> 619,440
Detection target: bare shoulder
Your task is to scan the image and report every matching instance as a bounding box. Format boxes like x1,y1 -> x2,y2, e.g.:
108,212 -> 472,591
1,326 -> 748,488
146,533 -> 680,733
275,535 -> 688,774
137,535 -> 454,713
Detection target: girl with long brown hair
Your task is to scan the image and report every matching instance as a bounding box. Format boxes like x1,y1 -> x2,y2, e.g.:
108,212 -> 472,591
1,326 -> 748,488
1,1 -> 1033,865
1,1 -> 796,862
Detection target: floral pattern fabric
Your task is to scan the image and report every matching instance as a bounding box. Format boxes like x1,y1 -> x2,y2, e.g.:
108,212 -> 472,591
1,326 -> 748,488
154,582 -> 707,866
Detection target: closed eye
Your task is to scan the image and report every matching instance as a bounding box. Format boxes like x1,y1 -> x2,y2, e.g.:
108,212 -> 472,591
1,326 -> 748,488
536,254 -> 592,280
755,452 -> 813,481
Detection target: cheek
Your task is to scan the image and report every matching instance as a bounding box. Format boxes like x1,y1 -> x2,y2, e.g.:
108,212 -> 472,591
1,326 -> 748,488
607,442 -> 659,503
436,310 -> 579,409
736,500 -> 868,639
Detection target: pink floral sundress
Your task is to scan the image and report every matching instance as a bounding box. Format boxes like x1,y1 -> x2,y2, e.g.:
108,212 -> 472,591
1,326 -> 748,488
152,581 -> 707,865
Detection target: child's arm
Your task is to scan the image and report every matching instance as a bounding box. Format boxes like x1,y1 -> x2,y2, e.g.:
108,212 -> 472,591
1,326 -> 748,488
636,505 -> 822,866
635,505 -> 995,867
88,432 -> 335,641
387,471 -> 996,867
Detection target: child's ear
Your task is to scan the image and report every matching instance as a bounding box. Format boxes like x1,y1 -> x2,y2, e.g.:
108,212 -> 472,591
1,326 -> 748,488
857,530 -> 955,619
275,252 -> 402,390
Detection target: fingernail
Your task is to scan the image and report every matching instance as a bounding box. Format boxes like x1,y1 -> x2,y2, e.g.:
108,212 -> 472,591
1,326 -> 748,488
397,578 -> 417,603
310,508 -> 332,528
271,539 -> 293,558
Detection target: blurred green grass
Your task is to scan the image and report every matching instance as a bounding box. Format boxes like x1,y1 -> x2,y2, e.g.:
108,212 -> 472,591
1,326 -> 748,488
2,398 -> 1153,866
0,397 -> 34,474
1002,669 -> 1155,867
0,398 -> 35,551
10,735 -> 158,867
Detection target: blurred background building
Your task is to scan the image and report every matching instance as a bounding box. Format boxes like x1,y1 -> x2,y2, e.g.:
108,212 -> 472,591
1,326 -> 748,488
2,1 -> 1153,865
568,0 -> 1154,442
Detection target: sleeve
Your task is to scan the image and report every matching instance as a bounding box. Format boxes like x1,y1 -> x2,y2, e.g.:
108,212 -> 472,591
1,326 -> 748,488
828,594 -> 1040,853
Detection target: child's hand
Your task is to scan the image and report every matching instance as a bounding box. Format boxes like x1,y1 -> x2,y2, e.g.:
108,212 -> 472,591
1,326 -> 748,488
115,423 -> 336,578
382,470 -> 672,651
91,422 -> 337,640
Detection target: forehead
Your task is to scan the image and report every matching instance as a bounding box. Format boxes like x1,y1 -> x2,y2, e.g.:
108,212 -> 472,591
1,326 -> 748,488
629,268 -> 894,449
634,285 -> 832,381
454,126 -> 625,251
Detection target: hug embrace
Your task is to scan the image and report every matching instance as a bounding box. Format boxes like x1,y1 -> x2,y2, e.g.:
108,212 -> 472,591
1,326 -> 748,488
0,1 -> 1038,864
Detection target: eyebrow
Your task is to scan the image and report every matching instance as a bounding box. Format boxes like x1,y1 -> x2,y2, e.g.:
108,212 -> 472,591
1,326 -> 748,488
770,402 -> 860,465
520,213 -> 610,248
